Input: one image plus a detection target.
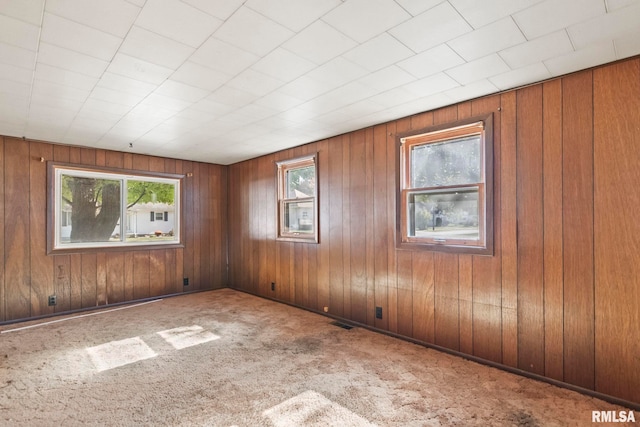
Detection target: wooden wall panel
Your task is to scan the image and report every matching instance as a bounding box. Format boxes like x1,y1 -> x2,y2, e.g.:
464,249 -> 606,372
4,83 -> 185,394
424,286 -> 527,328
593,59 -> 640,404
542,79 -> 564,381
350,130 -> 367,324
562,72 -> 595,390
5,139 -> 31,319
0,138 -> 226,322
30,143 -> 54,316
516,85 -> 545,375
372,124 -> 388,331
328,136 -> 344,316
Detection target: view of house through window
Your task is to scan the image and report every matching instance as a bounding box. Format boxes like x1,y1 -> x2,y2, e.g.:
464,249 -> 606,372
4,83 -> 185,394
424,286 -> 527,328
49,165 -> 182,252
277,154 -> 318,242
399,116 -> 493,254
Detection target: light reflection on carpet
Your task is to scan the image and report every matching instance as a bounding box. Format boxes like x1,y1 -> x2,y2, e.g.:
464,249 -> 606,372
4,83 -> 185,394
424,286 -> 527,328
157,325 -> 220,350
86,337 -> 157,372
263,390 -> 376,427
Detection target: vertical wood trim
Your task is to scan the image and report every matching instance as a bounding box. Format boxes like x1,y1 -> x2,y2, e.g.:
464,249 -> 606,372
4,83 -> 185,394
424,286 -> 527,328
350,131 -> 367,324
593,59 -> 640,403
542,79 -> 564,381
52,145 -> 71,313
328,136 -> 344,316
516,85 -> 545,375
386,123 -> 398,334
365,127 -> 375,326
500,91 -> 518,368
5,139 -> 31,320
373,124 -> 389,330
29,142 -> 54,317
316,140 -> 330,311
342,135 -> 352,319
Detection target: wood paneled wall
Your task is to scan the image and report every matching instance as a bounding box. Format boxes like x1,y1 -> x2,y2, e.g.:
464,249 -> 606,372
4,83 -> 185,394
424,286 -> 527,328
0,137 -> 228,322
228,57 -> 640,405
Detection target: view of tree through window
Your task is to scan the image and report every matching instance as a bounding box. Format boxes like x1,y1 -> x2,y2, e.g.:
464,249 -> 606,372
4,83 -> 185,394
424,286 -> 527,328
277,155 -> 318,242
50,165 -> 182,251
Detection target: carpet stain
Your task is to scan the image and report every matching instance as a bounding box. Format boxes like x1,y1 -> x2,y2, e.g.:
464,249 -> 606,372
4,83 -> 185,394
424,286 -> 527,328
509,410 -> 540,427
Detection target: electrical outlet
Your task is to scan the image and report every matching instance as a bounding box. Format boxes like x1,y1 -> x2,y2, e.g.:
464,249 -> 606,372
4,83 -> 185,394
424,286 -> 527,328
375,306 -> 383,319
183,277 -> 189,286
48,295 -> 57,306
271,282 -> 275,291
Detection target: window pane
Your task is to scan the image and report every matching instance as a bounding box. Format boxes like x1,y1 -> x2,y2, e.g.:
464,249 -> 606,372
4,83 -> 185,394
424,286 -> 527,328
408,188 -> 479,241
60,175 -> 121,244
410,135 -> 481,188
282,200 -> 314,235
126,180 -> 177,242
286,165 -> 315,198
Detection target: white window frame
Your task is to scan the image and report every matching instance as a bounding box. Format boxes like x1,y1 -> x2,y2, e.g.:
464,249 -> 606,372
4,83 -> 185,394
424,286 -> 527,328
48,163 -> 183,253
276,154 -> 318,243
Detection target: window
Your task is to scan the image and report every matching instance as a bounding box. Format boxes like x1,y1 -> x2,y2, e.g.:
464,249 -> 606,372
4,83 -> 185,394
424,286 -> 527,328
398,115 -> 493,255
276,154 -> 318,242
48,163 -> 182,253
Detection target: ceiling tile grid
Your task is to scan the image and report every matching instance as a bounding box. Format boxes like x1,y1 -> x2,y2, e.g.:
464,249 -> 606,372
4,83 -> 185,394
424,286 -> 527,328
0,0 -> 638,164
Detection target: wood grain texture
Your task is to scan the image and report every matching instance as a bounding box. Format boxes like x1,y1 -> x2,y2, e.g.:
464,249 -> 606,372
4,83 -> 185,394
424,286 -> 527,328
542,79 -> 564,382
373,124 -> 389,330
0,137 -> 4,321
593,59 -> 640,404
500,91 -> 518,368
562,71 -> 595,390
350,130 -> 367,324
328,136 -> 344,316
5,139 -> 31,319
516,85 -> 545,375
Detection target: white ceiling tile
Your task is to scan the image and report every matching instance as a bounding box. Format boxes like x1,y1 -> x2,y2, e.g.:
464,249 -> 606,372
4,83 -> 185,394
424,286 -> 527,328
90,86 -> 145,107
207,85 -> 259,109
368,85 -> 423,109
544,41 -> 616,77
0,79 -> 30,97
41,13 -> 122,60
120,26 -> 195,69
97,72 -> 157,97
37,42 -> 109,77
315,99 -> 383,125
190,37 -> 259,76
389,2 -> 472,53
251,48 -> 316,82
298,82 -> 376,115
0,63 -> 33,85
359,65 -> 416,93
0,0 -> 44,25
70,116 -> 118,133
226,69 -> 284,97
403,72 -> 460,98
444,79 -> 499,103
283,20 -> 357,64
449,0 -> 543,28
606,0 -> 637,12
155,80 -> 209,103
448,17 -> 526,61
35,63 -> 99,91
615,31 -> 640,59
489,62 -> 551,90
45,0 -> 140,38
568,2 -> 640,50
135,0 -> 222,48
189,98 -> 235,117
513,0 -> 605,40
75,106 -> 123,123
0,13 -> 40,51
214,6 -> 294,56
499,30 -> 574,69
31,79 -> 90,102
394,0 -> 445,16
107,53 -> 173,85
137,93 -> 191,113
126,0 -> 146,7
25,125 -> 67,141
170,61 -> 230,91
322,0 -> 411,43
397,44 -> 465,79
255,90 -> 304,112
342,33 -> 414,72
228,104 -> 277,123
246,0 -> 342,32
0,42 -> 36,69
305,57 -> 368,88
82,97 -> 133,115
30,93 -> 84,112
446,54 -> 510,85
180,0 -> 244,20
28,104 -> 77,122
0,120 -> 26,137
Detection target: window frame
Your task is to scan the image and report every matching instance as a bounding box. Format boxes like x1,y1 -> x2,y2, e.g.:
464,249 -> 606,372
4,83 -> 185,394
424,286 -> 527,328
47,162 -> 184,254
396,114 -> 494,255
276,153 -> 319,243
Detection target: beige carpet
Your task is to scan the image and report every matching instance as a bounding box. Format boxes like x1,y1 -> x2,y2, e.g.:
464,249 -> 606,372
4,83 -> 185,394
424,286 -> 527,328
0,289 -> 633,426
